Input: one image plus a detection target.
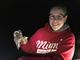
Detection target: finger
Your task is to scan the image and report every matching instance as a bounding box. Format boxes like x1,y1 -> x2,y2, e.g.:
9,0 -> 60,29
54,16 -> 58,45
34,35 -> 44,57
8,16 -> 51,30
20,37 -> 28,44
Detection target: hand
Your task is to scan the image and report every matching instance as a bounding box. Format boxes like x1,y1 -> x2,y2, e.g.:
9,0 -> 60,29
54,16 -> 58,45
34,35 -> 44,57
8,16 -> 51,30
19,36 -> 28,44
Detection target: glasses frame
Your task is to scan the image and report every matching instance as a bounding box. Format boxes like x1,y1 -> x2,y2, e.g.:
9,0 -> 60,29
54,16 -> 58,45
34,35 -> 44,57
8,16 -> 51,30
49,14 -> 66,20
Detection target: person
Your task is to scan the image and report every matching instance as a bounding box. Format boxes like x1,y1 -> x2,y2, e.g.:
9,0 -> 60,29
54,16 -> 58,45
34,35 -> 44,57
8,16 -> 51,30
13,4 -> 75,60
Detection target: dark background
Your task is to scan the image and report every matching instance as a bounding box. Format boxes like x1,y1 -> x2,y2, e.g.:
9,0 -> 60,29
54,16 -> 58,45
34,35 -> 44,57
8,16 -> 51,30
0,0 -> 80,60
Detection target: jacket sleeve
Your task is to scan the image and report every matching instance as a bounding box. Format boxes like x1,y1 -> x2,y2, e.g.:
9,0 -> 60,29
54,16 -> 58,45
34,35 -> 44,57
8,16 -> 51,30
20,29 -> 42,53
53,33 -> 75,60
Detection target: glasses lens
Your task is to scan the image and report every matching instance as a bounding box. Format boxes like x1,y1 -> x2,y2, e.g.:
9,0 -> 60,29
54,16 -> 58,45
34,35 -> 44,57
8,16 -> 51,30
56,16 -> 64,20
49,15 -> 65,20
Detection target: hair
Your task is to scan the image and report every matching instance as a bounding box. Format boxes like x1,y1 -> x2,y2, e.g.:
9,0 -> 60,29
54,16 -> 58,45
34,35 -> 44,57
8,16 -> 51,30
50,4 -> 68,16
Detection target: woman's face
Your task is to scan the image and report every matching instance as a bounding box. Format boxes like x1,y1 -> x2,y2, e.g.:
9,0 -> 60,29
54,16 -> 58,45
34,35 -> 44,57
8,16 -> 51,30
49,8 -> 67,31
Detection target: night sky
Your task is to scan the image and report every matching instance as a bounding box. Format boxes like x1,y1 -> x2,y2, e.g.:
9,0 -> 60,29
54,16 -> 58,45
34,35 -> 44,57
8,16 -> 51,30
0,0 -> 80,60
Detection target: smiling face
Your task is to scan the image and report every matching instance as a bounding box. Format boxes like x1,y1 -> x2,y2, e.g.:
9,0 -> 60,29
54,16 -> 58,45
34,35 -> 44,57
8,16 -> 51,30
49,7 -> 68,31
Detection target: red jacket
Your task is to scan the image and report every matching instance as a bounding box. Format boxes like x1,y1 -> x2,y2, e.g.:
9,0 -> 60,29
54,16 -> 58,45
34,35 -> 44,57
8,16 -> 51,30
19,23 -> 75,60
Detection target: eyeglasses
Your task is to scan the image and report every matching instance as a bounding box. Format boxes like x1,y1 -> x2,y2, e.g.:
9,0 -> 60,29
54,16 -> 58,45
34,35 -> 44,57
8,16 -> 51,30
49,15 -> 65,20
